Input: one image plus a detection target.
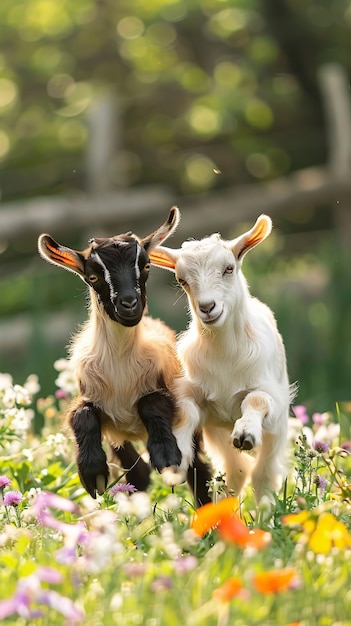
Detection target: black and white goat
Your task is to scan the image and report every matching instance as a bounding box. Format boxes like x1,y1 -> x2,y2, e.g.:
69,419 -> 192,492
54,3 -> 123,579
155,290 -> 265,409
38,208 -> 211,503
150,215 -> 294,502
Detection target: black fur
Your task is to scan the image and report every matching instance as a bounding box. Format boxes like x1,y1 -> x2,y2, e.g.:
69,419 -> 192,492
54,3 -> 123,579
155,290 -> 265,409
137,391 -> 182,471
111,442 -> 151,492
71,403 -> 109,498
187,433 -> 212,507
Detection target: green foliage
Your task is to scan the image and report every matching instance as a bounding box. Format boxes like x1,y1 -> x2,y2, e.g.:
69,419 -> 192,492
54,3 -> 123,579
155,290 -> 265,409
2,0 -> 349,197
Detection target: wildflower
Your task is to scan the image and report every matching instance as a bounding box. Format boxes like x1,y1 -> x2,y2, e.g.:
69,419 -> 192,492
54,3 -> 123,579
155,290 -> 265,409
24,374 -> 40,395
313,440 -> 329,454
293,405 -> 309,424
173,555 -> 198,574
109,482 -> 137,496
3,491 -> 23,507
123,562 -> 148,577
130,491 -> 151,520
253,568 -> 298,594
213,577 -> 243,602
0,373 -> 13,390
313,474 -> 328,494
0,567 -> 84,622
282,509 -> 351,554
0,476 -> 11,489
312,412 -> 328,426
150,576 -> 173,592
218,515 -> 271,550
191,497 -> 240,537
314,423 -> 340,445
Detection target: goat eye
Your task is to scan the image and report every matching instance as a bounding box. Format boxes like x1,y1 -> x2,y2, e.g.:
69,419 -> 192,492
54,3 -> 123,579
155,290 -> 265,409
144,263 -> 151,272
88,274 -> 99,283
224,265 -> 234,275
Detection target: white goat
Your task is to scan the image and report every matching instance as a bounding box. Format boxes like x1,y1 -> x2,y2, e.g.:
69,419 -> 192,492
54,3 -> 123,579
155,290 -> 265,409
38,208 -> 212,503
150,214 -> 294,502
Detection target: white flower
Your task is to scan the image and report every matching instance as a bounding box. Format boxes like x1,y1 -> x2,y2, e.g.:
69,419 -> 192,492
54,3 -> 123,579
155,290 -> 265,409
1,387 -> 16,409
314,423 -> 340,445
14,384 -> 32,406
0,373 -> 13,390
45,433 -> 70,458
24,375 -> 40,395
11,408 -> 34,435
161,494 -> 182,512
130,491 -> 151,520
54,358 -> 71,372
26,487 -> 42,505
55,370 -> 78,396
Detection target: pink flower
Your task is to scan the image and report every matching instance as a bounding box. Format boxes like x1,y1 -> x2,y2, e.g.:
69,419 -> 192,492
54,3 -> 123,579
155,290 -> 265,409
293,405 -> 309,424
0,476 -> 11,489
109,482 -> 137,496
3,490 -> 23,507
0,568 -> 84,622
173,556 -> 198,574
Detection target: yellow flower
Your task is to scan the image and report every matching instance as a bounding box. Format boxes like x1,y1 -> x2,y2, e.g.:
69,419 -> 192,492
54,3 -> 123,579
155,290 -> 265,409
283,509 -> 351,554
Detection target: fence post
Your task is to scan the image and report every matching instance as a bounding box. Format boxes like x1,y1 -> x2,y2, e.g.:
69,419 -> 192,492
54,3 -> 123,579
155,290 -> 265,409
85,91 -> 124,194
318,64 -> 351,252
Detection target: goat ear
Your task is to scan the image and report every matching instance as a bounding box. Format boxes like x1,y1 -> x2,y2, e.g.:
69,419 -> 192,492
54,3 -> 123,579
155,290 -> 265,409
38,234 -> 85,276
141,206 -> 180,252
231,214 -> 272,261
148,247 -> 179,271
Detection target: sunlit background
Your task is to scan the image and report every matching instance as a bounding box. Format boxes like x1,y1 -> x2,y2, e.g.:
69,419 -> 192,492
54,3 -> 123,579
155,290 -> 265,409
0,0 -> 351,417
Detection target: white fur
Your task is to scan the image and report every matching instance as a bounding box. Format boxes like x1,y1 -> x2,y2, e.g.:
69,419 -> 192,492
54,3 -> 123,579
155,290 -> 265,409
151,215 -> 295,502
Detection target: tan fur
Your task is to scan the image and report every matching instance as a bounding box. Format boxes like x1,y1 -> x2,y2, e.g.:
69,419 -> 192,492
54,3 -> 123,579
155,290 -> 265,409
67,295 -> 182,448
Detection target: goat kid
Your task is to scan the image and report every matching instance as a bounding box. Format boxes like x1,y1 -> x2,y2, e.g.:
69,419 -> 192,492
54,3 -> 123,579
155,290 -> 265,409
38,208 -> 211,500
150,214 -> 295,502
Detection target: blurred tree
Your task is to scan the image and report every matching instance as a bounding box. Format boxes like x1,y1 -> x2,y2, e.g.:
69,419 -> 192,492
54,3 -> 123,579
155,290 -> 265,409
0,0 -> 349,200
0,0 -> 350,409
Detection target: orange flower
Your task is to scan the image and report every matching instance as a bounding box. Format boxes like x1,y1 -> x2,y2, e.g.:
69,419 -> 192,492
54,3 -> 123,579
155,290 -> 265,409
218,515 -> 271,549
191,497 -> 240,537
253,568 -> 297,594
213,577 -> 243,602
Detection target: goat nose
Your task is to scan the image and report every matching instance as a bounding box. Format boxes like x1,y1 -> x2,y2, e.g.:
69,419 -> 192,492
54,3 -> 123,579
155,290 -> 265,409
120,295 -> 138,310
199,300 -> 215,315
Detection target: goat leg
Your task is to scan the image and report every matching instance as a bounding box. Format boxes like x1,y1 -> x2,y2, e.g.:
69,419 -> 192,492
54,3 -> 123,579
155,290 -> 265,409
109,442 -> 151,492
71,403 -> 109,498
186,432 -> 212,507
232,392 -> 271,450
137,391 -> 182,478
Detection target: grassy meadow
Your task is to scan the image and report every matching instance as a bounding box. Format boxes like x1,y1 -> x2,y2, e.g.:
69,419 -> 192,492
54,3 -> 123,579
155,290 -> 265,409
0,364 -> 351,626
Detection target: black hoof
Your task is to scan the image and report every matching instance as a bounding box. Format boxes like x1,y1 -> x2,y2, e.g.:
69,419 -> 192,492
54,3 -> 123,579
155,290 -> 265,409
233,433 -> 255,451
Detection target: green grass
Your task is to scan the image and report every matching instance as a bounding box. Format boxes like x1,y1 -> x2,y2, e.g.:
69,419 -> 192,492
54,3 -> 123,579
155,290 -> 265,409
0,371 -> 351,625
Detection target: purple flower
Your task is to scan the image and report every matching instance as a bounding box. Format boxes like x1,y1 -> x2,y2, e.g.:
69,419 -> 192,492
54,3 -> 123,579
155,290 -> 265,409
293,405 -> 309,424
313,440 -> 329,454
173,555 -> 198,574
3,490 -> 23,507
150,576 -> 173,592
123,562 -> 147,577
341,441 -> 351,454
313,474 -> 328,493
32,491 -> 79,518
109,482 -> 137,496
0,569 -> 84,622
0,476 -> 11,489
